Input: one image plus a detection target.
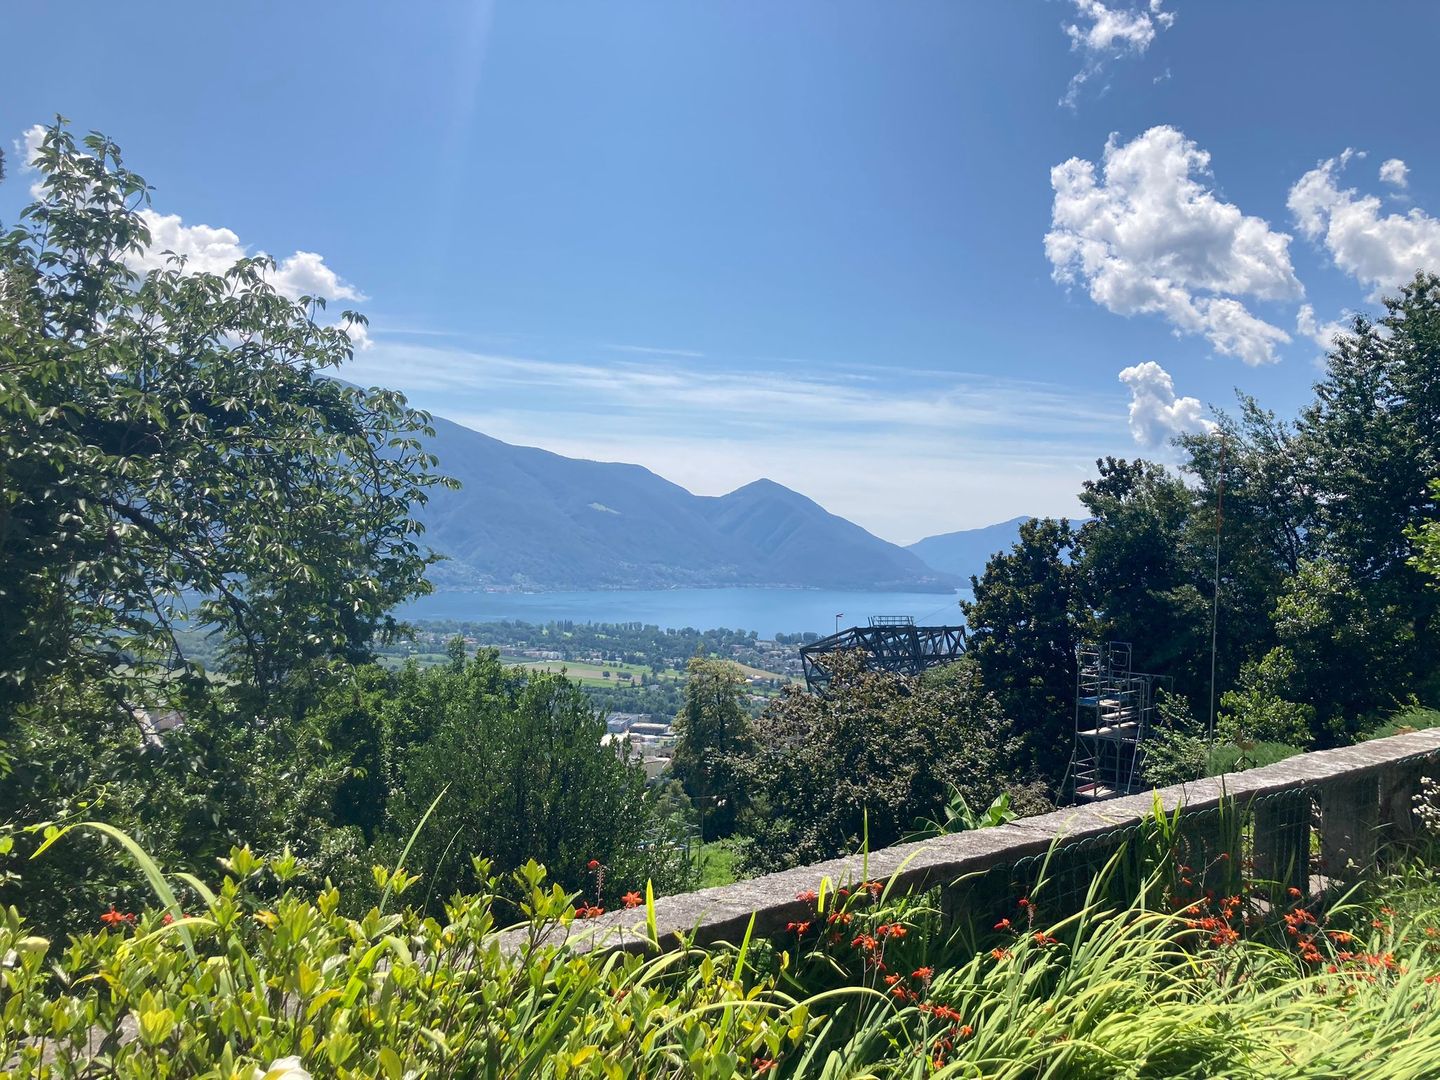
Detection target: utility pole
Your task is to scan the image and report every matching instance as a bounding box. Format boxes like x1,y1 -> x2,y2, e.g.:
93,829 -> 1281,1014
1208,432 -> 1227,742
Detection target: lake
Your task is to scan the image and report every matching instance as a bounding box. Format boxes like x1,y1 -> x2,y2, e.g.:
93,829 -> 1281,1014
399,587 -> 972,638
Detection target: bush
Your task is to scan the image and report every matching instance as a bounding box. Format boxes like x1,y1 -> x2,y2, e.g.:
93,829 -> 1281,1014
735,654 -> 1035,874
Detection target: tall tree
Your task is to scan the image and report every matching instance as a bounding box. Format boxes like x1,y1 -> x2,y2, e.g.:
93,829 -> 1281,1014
1290,275 -> 1440,713
0,122 -> 450,728
1075,458 -> 1210,700
671,656 -> 751,839
960,517 -> 1085,784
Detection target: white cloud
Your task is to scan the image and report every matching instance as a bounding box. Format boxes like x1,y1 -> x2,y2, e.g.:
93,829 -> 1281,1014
1060,0 -> 1175,108
1379,158 -> 1409,189
1295,303 -> 1351,352
133,210 -> 363,304
343,340 -> 1126,540
1117,361 -> 1213,446
1046,126 -> 1301,365
13,124 -> 48,197
1289,151 -> 1440,298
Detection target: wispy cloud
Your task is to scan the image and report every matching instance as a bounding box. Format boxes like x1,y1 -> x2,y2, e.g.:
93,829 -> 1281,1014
345,339 -> 1124,543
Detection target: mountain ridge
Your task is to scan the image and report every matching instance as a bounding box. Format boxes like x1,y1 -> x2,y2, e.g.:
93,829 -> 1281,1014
416,415 -> 958,593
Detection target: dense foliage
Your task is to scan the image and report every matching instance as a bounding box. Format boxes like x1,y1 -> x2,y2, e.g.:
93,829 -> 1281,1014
0,124 -> 448,724
735,654 -> 1047,874
7,819 -> 1440,1078
961,274 -> 1440,781
0,126 -> 670,938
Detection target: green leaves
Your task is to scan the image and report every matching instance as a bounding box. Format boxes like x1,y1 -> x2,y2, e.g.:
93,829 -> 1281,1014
0,120 -> 451,725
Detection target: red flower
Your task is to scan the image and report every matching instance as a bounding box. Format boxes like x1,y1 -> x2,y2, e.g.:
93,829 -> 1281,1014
621,891 -> 643,909
575,903 -> 605,919
586,859 -> 601,871
100,906 -> 133,928
753,1058 -> 777,1074
786,921 -> 811,934
994,918 -> 1012,931
795,889 -> 818,902
912,966 -> 934,981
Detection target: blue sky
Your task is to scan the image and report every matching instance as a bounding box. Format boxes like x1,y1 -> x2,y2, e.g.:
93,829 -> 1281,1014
5,1 -> 1440,543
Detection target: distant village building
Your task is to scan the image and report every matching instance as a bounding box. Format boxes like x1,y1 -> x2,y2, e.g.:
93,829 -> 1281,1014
605,712 -> 651,734
602,714 -> 676,780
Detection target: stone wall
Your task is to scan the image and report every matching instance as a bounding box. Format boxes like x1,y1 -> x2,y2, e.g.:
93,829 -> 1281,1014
511,727 -> 1440,956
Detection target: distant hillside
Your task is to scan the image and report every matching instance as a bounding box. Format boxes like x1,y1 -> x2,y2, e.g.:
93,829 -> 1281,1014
906,516 -> 1032,582
416,416 -> 956,593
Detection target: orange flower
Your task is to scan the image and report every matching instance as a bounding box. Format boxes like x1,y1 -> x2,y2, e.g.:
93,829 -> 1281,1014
912,966 -> 934,981
621,891 -> 643,909
586,859 -> 601,870
958,1024 -> 974,1038
753,1058 -> 777,1074
786,920 -> 811,934
990,947 -> 1011,961
795,889 -> 818,902
994,918 -> 1012,931
100,906 -> 133,928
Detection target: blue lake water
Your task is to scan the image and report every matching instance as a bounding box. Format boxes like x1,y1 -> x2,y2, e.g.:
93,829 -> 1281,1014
399,587 -> 971,638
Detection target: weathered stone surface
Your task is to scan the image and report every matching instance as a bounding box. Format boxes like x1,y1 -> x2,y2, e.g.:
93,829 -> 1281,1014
500,729 -> 1440,957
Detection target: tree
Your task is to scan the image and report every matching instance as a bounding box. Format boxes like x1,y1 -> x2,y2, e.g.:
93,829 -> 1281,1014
0,122 -> 450,728
960,517 -> 1084,784
385,650 -> 677,906
1075,458 -> 1210,700
735,654 -> 1039,874
671,656 -> 751,839
1414,480 -> 1440,585
1288,276 -> 1440,711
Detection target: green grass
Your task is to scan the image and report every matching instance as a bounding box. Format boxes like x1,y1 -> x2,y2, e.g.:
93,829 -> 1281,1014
695,838 -> 743,888
1206,739 -> 1304,774
1363,705 -> 1440,741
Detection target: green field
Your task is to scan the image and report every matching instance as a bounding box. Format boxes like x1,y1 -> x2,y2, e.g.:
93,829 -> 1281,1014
498,655 -> 677,687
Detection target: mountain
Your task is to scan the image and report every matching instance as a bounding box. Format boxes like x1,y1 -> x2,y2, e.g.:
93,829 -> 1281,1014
905,516 -> 1032,582
416,415 -> 957,593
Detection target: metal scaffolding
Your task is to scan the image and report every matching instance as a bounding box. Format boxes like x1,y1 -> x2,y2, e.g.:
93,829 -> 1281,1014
1067,642 -> 1171,803
799,615 -> 967,693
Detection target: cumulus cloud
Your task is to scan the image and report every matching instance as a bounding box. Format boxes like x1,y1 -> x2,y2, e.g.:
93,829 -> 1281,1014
1295,303 -> 1352,352
1060,0 -> 1175,108
1289,150 -> 1440,299
1118,361 -> 1213,446
1047,126 -> 1301,365
134,210 -> 363,303
1379,158 -> 1409,189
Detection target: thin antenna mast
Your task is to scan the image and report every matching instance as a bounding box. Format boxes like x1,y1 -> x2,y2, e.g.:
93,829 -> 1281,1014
1207,432 -> 1227,741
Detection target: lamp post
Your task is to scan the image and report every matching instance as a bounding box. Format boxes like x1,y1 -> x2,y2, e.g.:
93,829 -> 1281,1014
835,612 -> 844,636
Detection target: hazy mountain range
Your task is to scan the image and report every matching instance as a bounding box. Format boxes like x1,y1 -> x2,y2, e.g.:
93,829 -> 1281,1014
416,414 -> 1027,592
